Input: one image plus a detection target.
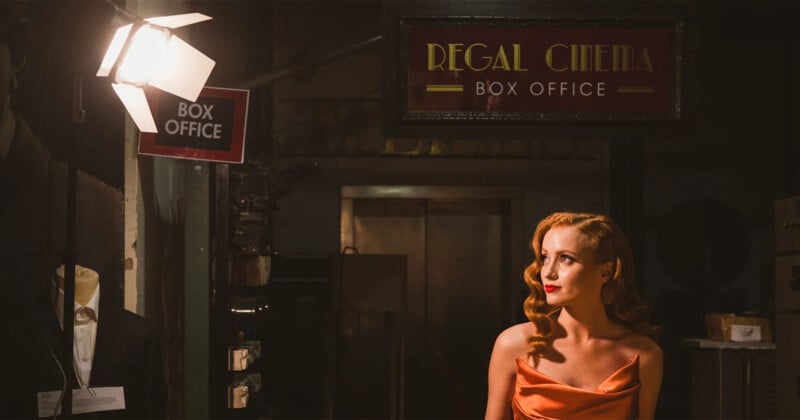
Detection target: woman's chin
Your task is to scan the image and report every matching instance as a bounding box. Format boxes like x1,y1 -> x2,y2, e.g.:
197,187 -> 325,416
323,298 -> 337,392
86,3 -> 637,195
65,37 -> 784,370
545,296 -> 562,306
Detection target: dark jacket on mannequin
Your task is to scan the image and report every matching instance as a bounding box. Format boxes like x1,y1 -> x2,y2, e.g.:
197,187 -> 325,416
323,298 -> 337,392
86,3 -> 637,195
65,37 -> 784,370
39,285 -> 167,419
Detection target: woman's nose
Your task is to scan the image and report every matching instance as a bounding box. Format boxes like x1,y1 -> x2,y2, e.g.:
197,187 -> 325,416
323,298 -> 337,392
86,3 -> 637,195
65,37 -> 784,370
544,262 -> 557,279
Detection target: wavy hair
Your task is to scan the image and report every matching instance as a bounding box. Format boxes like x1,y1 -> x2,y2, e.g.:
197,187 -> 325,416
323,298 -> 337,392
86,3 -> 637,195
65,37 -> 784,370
523,212 -> 657,358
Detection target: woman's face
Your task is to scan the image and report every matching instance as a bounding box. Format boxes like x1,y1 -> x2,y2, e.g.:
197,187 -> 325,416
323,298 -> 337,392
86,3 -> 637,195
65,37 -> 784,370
539,225 -> 610,308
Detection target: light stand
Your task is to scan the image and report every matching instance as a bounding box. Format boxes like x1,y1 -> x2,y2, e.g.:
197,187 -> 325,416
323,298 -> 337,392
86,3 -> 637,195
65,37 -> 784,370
60,70 -> 85,418
53,2 -> 214,415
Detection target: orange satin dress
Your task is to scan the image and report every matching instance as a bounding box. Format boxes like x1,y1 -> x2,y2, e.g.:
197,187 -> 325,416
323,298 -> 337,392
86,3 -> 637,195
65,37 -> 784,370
511,355 -> 640,420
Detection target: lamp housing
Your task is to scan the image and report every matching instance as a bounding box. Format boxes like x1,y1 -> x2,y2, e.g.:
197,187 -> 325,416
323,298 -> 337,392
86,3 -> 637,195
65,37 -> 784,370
97,13 -> 215,133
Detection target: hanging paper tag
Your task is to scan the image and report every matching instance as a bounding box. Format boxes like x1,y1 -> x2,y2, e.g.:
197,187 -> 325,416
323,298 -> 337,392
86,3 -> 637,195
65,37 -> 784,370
37,387 -> 125,417
730,324 -> 762,342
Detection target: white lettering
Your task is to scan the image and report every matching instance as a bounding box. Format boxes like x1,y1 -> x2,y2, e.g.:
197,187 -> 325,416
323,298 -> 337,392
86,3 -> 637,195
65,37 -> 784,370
200,104 -> 214,120
475,81 -> 520,96
176,102 -> 215,119
163,119 -> 224,139
506,82 -> 518,95
488,81 -> 504,95
476,81 -> 486,95
165,119 -> 180,134
529,82 -> 544,96
525,81 -> 606,97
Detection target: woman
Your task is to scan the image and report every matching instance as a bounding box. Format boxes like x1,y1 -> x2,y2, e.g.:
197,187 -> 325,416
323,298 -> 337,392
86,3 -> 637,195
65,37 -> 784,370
485,212 -> 662,420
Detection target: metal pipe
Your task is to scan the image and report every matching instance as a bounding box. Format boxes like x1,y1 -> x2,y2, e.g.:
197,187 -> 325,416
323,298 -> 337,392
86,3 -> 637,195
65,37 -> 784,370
61,71 -> 84,418
235,35 -> 382,90
103,0 -> 140,23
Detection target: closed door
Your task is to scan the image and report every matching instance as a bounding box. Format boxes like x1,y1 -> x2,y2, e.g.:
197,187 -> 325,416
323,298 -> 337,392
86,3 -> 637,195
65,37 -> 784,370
341,192 -> 518,419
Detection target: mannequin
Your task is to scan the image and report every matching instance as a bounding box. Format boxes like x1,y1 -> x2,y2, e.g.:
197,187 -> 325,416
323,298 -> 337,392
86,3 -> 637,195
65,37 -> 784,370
55,264 -> 100,306
53,264 -> 101,390
46,264 -> 166,418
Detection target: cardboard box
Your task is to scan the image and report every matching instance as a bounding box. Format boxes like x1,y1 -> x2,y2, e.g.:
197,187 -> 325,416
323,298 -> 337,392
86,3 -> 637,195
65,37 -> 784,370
704,313 -> 773,342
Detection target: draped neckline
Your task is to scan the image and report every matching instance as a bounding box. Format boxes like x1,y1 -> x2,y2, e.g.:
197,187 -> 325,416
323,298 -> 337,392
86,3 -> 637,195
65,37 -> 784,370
515,354 -> 639,393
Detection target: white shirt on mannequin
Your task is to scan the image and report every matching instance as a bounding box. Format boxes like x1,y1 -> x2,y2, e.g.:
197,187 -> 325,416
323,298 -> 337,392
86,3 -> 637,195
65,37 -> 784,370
55,282 -> 99,389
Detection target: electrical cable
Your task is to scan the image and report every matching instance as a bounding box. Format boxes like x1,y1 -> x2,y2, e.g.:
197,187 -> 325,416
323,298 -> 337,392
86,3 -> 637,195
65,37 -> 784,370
48,340 -> 67,419
43,280 -> 68,419
271,86 -> 380,148
102,0 -> 140,23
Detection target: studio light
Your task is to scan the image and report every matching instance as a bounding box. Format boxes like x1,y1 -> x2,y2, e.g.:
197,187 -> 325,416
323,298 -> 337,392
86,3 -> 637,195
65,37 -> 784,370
97,12 -> 215,133
55,9 -> 216,417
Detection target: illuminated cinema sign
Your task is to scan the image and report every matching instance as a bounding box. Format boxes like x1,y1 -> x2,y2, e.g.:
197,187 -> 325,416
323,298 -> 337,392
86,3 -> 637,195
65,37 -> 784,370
398,17 -> 682,122
139,86 -> 249,163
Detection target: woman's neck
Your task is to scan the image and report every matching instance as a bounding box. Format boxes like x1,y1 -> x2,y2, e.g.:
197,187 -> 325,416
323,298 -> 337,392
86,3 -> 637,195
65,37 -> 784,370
556,303 -> 617,343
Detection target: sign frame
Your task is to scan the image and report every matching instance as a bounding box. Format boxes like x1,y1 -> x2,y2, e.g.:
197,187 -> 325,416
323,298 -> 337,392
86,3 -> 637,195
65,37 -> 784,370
139,86 -> 250,164
383,8 -> 685,138
400,16 -> 682,122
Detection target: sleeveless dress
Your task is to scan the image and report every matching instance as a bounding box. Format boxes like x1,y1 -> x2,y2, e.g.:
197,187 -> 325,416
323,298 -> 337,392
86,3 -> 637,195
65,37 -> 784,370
511,355 -> 640,420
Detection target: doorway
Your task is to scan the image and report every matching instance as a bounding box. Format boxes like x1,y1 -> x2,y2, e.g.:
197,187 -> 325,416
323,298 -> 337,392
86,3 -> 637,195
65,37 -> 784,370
339,186 -> 524,419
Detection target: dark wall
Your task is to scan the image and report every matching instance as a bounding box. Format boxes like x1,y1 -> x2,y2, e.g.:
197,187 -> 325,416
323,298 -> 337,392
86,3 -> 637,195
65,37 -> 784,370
643,2 -> 799,416
6,1 -> 126,299
18,1 -> 125,190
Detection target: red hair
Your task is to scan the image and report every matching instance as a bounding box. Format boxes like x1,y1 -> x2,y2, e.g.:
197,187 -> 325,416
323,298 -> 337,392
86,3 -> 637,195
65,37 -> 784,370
523,212 -> 656,358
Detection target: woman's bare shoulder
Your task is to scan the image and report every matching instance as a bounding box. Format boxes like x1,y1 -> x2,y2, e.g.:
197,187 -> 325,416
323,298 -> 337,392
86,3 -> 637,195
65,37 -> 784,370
493,322 -> 536,357
622,333 -> 663,363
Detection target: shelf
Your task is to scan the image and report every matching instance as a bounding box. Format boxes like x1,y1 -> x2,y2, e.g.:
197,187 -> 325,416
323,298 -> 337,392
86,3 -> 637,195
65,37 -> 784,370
680,338 -> 776,350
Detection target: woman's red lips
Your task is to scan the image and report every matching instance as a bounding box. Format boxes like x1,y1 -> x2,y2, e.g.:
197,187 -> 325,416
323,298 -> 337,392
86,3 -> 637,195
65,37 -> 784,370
544,285 -> 560,293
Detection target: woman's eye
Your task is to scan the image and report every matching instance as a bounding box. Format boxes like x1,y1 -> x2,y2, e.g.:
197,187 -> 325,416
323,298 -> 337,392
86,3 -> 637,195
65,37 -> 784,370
559,255 -> 574,264
541,255 -> 549,262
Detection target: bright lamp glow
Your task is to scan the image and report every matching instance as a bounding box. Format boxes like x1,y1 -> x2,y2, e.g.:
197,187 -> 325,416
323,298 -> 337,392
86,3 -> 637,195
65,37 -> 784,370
117,25 -> 170,86
97,25 -> 131,78
97,13 -> 215,133
112,83 -> 157,133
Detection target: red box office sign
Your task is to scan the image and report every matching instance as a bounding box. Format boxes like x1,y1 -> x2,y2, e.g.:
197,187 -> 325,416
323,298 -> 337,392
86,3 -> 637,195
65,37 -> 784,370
139,87 -> 249,164
397,17 -> 682,123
